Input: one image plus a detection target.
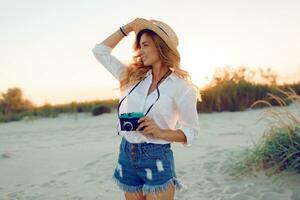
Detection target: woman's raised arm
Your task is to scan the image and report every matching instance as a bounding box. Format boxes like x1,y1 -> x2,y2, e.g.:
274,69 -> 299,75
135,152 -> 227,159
100,22 -> 133,49
92,19 -> 142,81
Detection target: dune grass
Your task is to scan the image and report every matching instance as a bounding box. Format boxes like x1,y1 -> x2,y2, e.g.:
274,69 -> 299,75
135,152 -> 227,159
0,99 -> 119,123
1,66 -> 300,123
225,87 -> 300,177
197,66 -> 300,113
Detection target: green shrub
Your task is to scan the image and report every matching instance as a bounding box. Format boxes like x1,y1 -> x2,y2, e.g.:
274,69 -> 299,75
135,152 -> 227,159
226,87 -> 300,177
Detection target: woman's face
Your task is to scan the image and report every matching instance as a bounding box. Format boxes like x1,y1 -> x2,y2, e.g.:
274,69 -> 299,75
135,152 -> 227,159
139,33 -> 160,66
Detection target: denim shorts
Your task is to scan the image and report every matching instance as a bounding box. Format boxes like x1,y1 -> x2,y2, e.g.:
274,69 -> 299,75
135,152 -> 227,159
112,137 -> 184,196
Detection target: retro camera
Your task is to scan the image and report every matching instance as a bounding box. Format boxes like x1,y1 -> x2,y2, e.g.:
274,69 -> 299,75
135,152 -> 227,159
119,112 -> 145,131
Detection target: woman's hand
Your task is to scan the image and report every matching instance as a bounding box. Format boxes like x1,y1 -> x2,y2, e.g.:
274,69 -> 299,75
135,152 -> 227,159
124,18 -> 147,34
136,116 -> 163,139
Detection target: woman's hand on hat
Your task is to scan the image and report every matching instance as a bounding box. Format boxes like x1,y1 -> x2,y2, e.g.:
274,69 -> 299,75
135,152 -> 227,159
123,18 -> 141,34
124,18 -> 139,33
136,116 -> 163,139
128,18 -> 147,33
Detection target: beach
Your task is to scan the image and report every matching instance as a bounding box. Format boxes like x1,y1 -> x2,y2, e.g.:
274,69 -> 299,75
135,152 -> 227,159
1,104 -> 300,200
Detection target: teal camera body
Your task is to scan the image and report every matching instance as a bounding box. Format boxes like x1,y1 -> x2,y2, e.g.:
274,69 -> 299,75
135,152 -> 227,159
119,112 -> 144,131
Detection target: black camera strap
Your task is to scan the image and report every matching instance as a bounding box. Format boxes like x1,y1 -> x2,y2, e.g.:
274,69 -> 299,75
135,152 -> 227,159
117,69 -> 172,135
144,69 -> 172,116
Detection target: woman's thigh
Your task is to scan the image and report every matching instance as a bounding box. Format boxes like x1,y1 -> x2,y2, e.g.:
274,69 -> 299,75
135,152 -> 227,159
123,184 -> 175,200
146,182 -> 175,200
124,191 -> 146,200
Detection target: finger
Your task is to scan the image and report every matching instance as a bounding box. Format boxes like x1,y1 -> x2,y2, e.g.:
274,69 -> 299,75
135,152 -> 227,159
137,121 -> 150,131
138,117 -> 146,123
140,121 -> 156,131
143,126 -> 155,134
138,116 -> 152,123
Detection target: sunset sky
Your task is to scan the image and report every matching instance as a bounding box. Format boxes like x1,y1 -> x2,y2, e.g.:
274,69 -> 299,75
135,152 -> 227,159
1,0 -> 300,106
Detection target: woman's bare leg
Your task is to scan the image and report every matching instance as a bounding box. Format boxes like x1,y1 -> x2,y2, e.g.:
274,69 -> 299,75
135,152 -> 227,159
146,182 -> 175,200
124,191 -> 146,200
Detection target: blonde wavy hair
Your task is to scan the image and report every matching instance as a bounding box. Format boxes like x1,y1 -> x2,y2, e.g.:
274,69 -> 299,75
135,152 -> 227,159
119,29 -> 200,101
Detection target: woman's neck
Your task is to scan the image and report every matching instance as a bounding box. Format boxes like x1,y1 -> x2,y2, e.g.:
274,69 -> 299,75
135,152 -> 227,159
151,63 -> 170,82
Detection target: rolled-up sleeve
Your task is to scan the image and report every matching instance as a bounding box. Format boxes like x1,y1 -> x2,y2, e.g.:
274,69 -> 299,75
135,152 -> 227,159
176,87 -> 200,147
92,43 -> 127,81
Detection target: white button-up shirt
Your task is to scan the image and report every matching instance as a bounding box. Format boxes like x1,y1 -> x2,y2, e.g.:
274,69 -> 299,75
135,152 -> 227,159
92,43 -> 200,147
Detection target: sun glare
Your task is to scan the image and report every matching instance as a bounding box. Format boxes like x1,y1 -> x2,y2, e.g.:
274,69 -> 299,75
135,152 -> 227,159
181,46 -> 227,89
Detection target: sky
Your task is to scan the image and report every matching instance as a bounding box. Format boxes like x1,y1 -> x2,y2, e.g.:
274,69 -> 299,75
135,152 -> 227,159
1,0 -> 300,106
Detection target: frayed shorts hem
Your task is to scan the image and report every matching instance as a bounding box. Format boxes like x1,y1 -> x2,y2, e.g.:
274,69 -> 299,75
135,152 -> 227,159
112,174 -> 185,196
112,175 -> 143,193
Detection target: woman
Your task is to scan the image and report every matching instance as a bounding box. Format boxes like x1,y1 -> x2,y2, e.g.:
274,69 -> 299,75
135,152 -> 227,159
92,18 -> 200,200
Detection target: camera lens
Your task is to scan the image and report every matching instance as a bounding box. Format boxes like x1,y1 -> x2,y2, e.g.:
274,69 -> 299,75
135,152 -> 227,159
123,121 -> 133,131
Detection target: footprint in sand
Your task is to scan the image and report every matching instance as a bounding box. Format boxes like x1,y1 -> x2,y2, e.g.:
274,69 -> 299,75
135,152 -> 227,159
196,181 -> 205,188
1,152 -> 12,158
85,159 -> 101,167
37,146 -> 49,149
40,180 -> 56,187
57,170 -> 73,176
84,179 -> 96,183
177,169 -> 186,175
72,196 -> 84,200
6,193 -> 17,199
101,152 -> 113,158
6,191 -> 25,199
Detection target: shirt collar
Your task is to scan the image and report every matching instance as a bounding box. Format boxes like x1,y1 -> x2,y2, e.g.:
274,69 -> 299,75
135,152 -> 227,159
145,69 -> 176,81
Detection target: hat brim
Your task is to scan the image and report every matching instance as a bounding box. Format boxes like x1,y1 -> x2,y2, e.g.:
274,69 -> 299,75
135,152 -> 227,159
133,19 -> 177,52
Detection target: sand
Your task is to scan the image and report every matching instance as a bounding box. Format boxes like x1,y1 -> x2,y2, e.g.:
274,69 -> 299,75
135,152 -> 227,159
1,104 -> 300,200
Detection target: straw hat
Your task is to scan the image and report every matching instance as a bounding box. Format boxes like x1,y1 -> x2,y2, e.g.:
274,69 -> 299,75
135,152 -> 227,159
132,18 -> 179,53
